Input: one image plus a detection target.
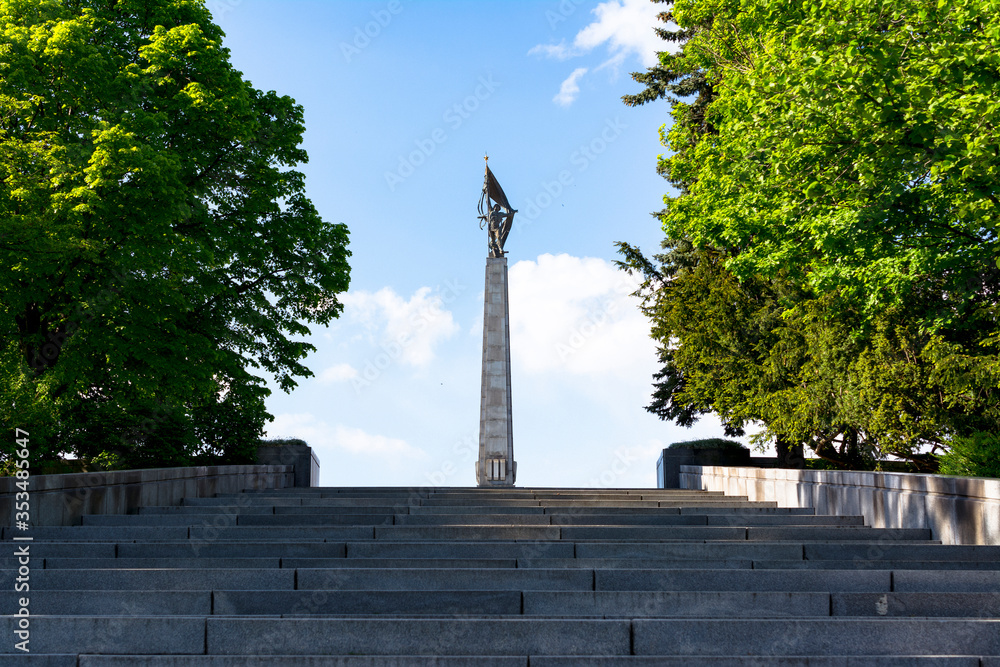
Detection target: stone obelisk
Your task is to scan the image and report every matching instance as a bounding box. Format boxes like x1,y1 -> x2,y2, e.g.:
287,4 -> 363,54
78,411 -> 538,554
476,157 -> 516,486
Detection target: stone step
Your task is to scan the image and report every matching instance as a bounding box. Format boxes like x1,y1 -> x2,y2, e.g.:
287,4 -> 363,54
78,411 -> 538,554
0,617 -> 634,656
118,541 -> 349,559
294,568 -> 595,591
522,590 -> 832,617
333,524 -> 918,541
214,590 -> 523,615
745,527 -> 931,541
347,540 -> 792,560
676,507 -> 816,515
403,514 -> 858,527
530,659 -> 990,667
419,499 -> 751,507
531,591 -> 1000,618
592,568 -> 891,592
183,498 -> 396,507
138,506 -> 277,515
3,526 -> 192,540
629,618 -> 1000,656
573,540 -> 938,560
188,525 -> 376,541
1,590 -> 210,615
184,497 -> 764,508
227,489 -> 729,499
212,589 -> 836,617
4,568 -> 296,591
411,505 -> 805,515
2,542 -> 115,558
59,538 -> 961,561
7,617 -> 997,657
514,558 -> 754,570
11,555 -> 998,572
0,617 -> 207,655
7,565 -> 948,593
5,525 -> 380,541
833,592 -> 1000,617
40,557 -> 284,569
67,657 -> 994,667
753,559 -> 1000,571
893,570 -> 1000,592
133,504 -> 822,517
142,505 -> 405,515
378,525 -> 744,539
83,514 -> 398,527
804,543 -> 1000,561
35,557 -> 518,570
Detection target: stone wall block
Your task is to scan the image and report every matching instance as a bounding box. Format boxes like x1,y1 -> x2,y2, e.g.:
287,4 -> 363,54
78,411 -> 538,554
1,464 -> 306,527
678,465 -> 997,545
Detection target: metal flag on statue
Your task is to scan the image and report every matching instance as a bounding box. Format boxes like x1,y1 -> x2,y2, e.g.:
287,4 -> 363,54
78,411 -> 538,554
478,156 -> 517,258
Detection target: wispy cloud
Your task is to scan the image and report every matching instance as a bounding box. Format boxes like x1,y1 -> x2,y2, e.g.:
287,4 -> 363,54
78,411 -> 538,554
317,362 -> 358,383
341,286 -> 459,367
554,67 -> 588,107
267,413 -> 427,460
574,0 -> 664,70
532,0 -> 667,105
331,424 -> 425,457
527,41 -> 576,61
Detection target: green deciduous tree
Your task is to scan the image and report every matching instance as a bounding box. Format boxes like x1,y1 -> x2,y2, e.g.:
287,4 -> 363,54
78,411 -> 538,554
665,0 -> 1000,312
0,0 -> 350,470
621,0 -> 999,470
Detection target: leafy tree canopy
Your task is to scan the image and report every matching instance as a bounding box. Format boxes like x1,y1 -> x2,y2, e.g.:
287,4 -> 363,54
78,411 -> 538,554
620,0 -> 999,470
0,0 -> 350,470
665,0 -> 999,319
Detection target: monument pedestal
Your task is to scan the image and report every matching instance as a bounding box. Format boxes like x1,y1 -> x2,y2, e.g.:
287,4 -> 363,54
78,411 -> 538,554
477,256 -> 516,486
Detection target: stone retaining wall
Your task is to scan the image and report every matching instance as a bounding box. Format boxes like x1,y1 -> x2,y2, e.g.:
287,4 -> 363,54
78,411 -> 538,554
0,465 -> 294,527
680,465 -> 1000,545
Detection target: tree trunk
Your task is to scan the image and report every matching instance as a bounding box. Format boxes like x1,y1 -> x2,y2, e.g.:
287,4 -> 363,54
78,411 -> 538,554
776,436 -> 805,469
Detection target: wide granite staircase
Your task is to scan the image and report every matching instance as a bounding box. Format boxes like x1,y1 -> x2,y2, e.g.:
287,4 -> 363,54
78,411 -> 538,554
3,486 -> 1000,665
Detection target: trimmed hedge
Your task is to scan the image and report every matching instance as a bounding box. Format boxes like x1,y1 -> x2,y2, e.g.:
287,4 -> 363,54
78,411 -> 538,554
668,438 -> 747,450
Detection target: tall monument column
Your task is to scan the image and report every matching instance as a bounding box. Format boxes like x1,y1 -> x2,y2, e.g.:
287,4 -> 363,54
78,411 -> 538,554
478,256 -> 515,485
476,157 -> 517,486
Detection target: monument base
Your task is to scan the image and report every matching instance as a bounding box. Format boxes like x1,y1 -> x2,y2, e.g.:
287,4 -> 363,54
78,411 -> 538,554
475,458 -> 517,486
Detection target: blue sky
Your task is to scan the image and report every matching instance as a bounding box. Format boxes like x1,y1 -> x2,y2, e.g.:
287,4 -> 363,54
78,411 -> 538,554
209,0 -> 749,487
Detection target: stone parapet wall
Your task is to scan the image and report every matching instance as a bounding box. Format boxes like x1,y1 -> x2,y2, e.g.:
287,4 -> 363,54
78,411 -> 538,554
0,465 -> 294,527
680,465 -> 1000,545
257,444 -> 320,488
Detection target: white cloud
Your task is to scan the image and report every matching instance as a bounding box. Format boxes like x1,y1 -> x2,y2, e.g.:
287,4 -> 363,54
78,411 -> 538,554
532,0 -> 667,104
554,67 -> 589,107
341,286 -> 459,367
527,41 -> 574,60
317,363 -> 358,383
507,253 -> 651,378
574,0 -> 664,69
331,424 -> 425,457
267,413 -> 426,459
